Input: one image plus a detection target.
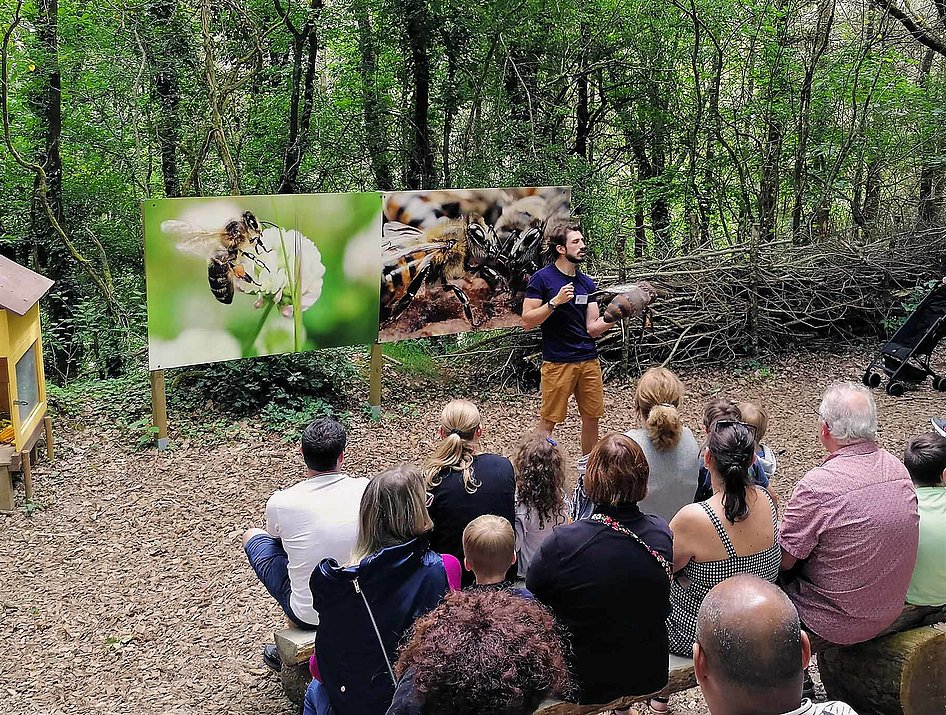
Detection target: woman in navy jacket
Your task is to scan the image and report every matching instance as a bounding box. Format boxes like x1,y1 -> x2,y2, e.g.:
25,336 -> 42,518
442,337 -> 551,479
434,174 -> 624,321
527,432 -> 673,706
303,465 -> 449,715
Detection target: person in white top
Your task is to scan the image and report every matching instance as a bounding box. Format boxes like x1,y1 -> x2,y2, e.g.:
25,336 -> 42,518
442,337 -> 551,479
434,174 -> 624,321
694,574 -> 858,715
241,418 -> 368,668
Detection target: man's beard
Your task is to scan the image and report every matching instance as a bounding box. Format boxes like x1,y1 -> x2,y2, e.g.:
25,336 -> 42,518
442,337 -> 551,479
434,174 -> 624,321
565,250 -> 584,264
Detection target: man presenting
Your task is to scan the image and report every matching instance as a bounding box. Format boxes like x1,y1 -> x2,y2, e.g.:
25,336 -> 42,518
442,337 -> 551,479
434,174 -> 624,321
241,417 -> 368,670
522,221 -> 650,455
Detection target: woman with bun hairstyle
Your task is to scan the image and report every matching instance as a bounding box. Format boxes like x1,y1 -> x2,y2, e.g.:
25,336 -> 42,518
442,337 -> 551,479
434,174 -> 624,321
625,367 -> 701,522
665,418 -> 780,656
423,400 -> 516,587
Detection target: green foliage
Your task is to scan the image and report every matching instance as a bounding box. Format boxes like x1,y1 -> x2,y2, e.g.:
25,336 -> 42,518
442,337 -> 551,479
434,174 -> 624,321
382,341 -> 442,379
169,348 -> 360,417
2,0 -> 945,389
882,280 -> 941,334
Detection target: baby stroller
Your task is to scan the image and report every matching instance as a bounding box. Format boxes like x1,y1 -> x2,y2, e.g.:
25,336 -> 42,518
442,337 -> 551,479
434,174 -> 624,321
863,282 -> 946,396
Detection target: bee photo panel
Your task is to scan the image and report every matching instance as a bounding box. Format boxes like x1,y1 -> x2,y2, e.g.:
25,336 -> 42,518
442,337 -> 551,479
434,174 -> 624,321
144,194 -> 382,370
379,186 -> 572,342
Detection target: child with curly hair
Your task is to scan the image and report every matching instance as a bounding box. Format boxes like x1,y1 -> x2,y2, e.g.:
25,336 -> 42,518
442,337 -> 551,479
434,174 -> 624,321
512,432 -> 571,577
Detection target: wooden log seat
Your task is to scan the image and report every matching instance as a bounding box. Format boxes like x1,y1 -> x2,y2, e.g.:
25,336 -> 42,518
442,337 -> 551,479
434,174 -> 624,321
272,627 -> 696,713
819,622 -> 946,715
535,653 -> 697,714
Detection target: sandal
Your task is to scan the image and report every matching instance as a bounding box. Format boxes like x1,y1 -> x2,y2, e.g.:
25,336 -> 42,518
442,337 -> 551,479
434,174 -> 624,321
650,696 -> 670,713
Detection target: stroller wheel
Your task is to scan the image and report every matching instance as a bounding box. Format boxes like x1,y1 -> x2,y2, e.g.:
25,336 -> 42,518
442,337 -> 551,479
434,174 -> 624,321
933,376 -> 946,392
886,381 -> 905,397
862,371 -> 881,388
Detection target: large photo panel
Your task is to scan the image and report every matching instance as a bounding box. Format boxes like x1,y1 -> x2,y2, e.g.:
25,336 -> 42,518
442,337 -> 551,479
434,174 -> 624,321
145,193 -> 381,370
379,187 -> 572,342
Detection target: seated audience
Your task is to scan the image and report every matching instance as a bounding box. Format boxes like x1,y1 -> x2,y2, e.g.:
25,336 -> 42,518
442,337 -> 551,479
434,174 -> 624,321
512,433 -> 570,576
904,432 -> 946,607
424,399 -> 516,587
695,574 -> 858,715
666,418 -> 779,656
304,465 -> 449,715
694,398 -> 768,501
462,515 -> 533,598
626,367 -> 701,522
739,401 -> 778,482
241,418 -> 367,669
528,433 -> 672,705
386,589 -> 573,715
780,382 -> 919,652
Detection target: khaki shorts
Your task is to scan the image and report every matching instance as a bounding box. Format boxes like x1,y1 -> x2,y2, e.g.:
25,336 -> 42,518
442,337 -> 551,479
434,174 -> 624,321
540,359 -> 605,424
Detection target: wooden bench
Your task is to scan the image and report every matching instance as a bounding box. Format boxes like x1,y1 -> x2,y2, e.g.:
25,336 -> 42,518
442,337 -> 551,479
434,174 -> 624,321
0,417 -> 51,512
274,627 -> 316,706
818,613 -> 946,715
273,628 -> 695,712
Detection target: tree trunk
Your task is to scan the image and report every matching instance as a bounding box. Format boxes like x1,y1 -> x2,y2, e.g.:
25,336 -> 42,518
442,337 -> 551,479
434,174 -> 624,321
145,0 -> 185,198
575,43 -> 590,160
356,5 -> 393,190
918,49 -> 939,225
276,0 -> 321,194
30,0 -> 76,380
819,624 -> 946,715
403,0 -> 434,189
791,0 -> 835,243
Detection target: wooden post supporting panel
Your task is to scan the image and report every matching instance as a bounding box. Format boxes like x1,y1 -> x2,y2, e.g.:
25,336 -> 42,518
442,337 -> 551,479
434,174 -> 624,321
369,342 -> 382,420
150,369 -> 170,450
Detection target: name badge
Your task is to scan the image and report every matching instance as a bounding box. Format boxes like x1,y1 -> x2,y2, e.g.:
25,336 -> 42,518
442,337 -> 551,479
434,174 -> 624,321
575,294 -> 588,305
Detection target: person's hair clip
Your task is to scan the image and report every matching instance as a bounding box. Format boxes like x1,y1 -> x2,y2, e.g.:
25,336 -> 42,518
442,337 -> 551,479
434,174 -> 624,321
546,436 -> 558,446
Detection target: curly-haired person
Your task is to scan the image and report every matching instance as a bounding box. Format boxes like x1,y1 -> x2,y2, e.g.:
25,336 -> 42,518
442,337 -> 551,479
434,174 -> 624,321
512,433 -> 571,577
386,589 -> 573,715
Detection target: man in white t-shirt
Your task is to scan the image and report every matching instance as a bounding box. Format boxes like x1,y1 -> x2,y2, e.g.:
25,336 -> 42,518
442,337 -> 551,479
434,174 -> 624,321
241,417 -> 367,669
694,575 -> 858,715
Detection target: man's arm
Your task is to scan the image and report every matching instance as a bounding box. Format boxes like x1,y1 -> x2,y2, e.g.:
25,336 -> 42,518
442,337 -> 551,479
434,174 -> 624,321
585,300 -> 611,338
522,283 -> 574,329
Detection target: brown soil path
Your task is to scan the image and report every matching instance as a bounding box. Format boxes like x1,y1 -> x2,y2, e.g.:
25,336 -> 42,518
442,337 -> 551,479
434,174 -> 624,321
0,349 -> 941,714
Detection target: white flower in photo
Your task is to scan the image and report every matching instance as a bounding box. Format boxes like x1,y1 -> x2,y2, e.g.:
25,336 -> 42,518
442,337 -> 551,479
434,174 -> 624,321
149,328 -> 241,369
237,227 -> 325,315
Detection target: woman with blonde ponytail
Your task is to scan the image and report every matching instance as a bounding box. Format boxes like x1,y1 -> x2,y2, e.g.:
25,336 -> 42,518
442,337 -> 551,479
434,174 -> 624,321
624,367 -> 701,522
423,400 -> 516,587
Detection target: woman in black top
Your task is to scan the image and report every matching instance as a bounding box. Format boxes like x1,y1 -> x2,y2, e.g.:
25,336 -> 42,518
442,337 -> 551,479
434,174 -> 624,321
527,432 -> 673,705
423,399 -> 516,587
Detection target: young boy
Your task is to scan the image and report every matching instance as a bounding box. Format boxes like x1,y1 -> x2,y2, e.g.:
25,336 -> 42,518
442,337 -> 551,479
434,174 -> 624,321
462,515 -> 533,598
694,398 -> 769,502
739,401 -> 778,482
903,432 -> 946,607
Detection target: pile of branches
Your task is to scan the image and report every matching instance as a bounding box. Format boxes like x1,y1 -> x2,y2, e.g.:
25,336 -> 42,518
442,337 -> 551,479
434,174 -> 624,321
448,226 -> 946,388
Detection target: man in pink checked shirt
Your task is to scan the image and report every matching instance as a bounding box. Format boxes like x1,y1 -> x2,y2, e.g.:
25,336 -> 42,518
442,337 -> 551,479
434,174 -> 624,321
779,382 -> 919,665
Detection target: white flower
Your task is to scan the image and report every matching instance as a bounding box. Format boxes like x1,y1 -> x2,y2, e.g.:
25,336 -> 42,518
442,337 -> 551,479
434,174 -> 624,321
149,328 -> 241,369
238,227 -> 325,315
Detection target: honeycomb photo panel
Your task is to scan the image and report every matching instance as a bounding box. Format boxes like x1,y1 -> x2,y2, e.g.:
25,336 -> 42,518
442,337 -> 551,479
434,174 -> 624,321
379,186 -> 572,342
144,193 -> 382,370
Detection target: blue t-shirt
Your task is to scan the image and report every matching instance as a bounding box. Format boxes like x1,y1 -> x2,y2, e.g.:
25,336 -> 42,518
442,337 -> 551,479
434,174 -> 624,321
525,263 -> 598,363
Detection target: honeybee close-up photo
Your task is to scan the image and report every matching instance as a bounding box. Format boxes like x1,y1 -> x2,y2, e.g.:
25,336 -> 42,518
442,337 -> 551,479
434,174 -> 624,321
144,195 -> 382,370
379,186 -> 571,342
161,210 -> 271,304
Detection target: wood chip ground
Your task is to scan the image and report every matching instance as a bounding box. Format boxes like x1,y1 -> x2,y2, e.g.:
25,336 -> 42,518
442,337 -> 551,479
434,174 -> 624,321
1,349 -> 941,714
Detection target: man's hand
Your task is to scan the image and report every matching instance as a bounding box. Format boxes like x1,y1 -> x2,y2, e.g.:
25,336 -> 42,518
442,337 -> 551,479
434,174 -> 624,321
551,282 -> 575,307
602,284 -> 651,324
